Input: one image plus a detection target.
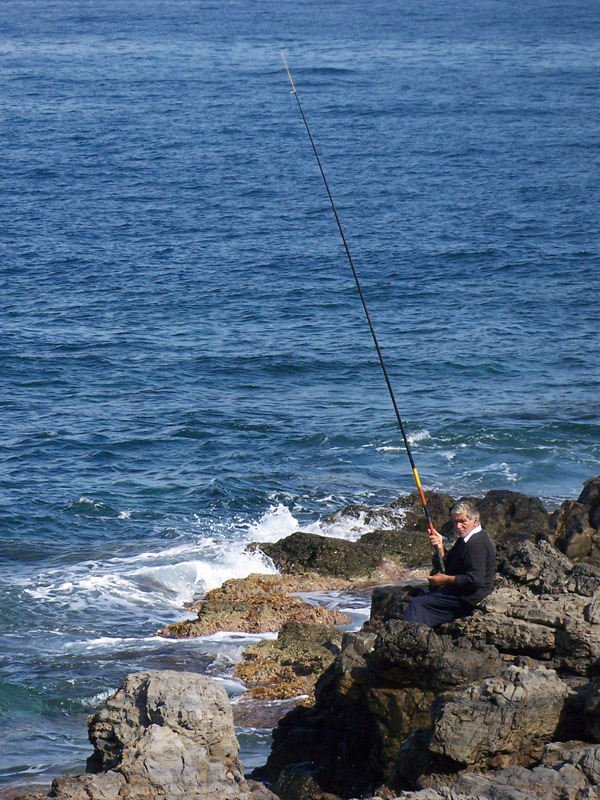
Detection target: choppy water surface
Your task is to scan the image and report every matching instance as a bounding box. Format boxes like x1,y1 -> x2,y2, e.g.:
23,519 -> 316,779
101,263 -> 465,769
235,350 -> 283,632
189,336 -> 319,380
1,0 -> 599,787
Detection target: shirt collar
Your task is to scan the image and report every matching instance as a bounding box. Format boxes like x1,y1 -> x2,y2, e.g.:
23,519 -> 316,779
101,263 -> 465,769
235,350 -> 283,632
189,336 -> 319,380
462,524 -> 482,544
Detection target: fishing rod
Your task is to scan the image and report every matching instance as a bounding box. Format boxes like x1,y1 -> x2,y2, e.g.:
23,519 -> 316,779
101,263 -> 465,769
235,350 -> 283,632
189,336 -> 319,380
281,51 -> 445,573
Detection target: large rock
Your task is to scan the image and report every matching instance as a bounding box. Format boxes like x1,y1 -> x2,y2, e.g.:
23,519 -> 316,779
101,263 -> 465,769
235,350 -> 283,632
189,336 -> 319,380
475,490 -> 551,542
23,671 -> 276,800
247,531 -> 384,578
447,544 -> 600,674
551,476 -> 600,565
429,665 -> 572,767
366,621 -> 504,694
247,485 -> 564,583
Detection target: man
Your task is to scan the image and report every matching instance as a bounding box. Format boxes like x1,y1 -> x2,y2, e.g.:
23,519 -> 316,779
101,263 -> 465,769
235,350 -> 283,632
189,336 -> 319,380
403,500 -> 495,627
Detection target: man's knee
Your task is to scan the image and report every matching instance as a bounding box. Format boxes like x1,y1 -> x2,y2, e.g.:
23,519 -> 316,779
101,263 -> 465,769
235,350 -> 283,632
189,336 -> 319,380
403,594 -> 432,625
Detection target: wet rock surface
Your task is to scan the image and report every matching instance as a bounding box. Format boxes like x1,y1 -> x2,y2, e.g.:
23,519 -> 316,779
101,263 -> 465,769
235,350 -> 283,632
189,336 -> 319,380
157,573 -> 351,637
235,621 -> 345,700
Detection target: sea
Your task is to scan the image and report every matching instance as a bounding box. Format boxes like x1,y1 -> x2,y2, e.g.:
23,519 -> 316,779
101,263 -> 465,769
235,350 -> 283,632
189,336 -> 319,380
1,0 -> 599,790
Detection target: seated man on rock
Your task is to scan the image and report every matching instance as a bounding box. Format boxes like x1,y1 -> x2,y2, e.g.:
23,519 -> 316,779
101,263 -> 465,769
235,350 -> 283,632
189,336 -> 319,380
403,500 -> 495,627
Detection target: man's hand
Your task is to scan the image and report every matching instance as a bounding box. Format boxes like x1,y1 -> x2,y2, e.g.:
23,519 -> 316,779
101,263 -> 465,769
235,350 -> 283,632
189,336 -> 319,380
429,527 -> 444,555
428,572 -> 455,588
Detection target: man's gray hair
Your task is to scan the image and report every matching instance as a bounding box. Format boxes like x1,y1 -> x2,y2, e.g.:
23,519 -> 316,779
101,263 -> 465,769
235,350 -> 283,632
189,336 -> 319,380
450,500 -> 480,522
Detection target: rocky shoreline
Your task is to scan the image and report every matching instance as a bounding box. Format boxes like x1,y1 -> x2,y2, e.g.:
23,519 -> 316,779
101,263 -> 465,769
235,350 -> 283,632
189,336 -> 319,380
8,476 -> 600,800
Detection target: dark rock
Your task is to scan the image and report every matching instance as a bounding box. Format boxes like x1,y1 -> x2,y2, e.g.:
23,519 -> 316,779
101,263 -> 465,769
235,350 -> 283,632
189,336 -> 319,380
549,476 -> 600,565
369,584 -> 418,628
247,532 -> 382,578
359,529 -> 434,570
579,476 -> 600,529
387,491 -> 457,536
367,621 -> 504,694
261,502 -> 600,797
495,538 -> 572,592
232,697 -> 301,729
272,764 -> 341,800
474,490 -> 551,543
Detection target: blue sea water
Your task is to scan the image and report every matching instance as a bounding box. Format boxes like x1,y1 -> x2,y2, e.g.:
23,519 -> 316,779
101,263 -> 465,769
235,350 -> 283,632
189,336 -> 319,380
1,0 -> 600,788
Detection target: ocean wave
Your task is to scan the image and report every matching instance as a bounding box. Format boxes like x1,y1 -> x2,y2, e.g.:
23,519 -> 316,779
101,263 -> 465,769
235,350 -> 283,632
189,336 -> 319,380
407,430 -> 432,445
65,497 -> 120,518
22,544 -> 278,615
245,504 -> 300,543
246,502 -> 390,543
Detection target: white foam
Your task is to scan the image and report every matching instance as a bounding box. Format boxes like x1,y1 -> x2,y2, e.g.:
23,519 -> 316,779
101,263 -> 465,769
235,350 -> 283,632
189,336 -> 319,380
313,506 -> 406,542
408,429 -> 431,444
245,503 -> 300,543
198,631 -> 278,643
20,500 -> 395,623
213,677 -> 247,696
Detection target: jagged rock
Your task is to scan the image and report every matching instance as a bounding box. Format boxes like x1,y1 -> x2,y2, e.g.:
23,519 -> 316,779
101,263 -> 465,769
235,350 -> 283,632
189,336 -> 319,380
579,477 -> 600,527
235,621 -> 344,700
454,763 -> 597,800
258,622 -> 506,796
367,621 -> 504,694
247,532 -> 383,578
157,573 -> 350,637
551,476 -> 600,565
256,637 -> 386,799
445,580 -> 600,674
475,490 -> 551,542
429,666 -> 572,768
260,491 -> 600,798
447,740 -> 600,800
495,538 -> 573,592
369,584 -> 417,628
22,671 -> 277,800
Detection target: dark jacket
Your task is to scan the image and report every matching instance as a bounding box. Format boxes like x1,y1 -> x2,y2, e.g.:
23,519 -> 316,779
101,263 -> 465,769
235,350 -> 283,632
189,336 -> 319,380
443,528 -> 495,605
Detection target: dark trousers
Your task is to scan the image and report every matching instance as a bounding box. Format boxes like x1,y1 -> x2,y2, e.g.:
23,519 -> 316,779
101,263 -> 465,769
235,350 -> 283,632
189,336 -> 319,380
403,588 -> 474,627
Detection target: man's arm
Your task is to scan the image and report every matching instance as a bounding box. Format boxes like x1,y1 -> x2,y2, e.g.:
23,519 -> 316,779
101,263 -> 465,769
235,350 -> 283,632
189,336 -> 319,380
429,571 -> 456,587
427,529 -> 454,586
451,537 -> 488,592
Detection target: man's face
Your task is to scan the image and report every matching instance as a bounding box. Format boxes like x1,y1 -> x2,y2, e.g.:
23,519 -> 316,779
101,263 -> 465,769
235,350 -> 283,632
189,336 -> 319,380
452,513 -> 479,538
